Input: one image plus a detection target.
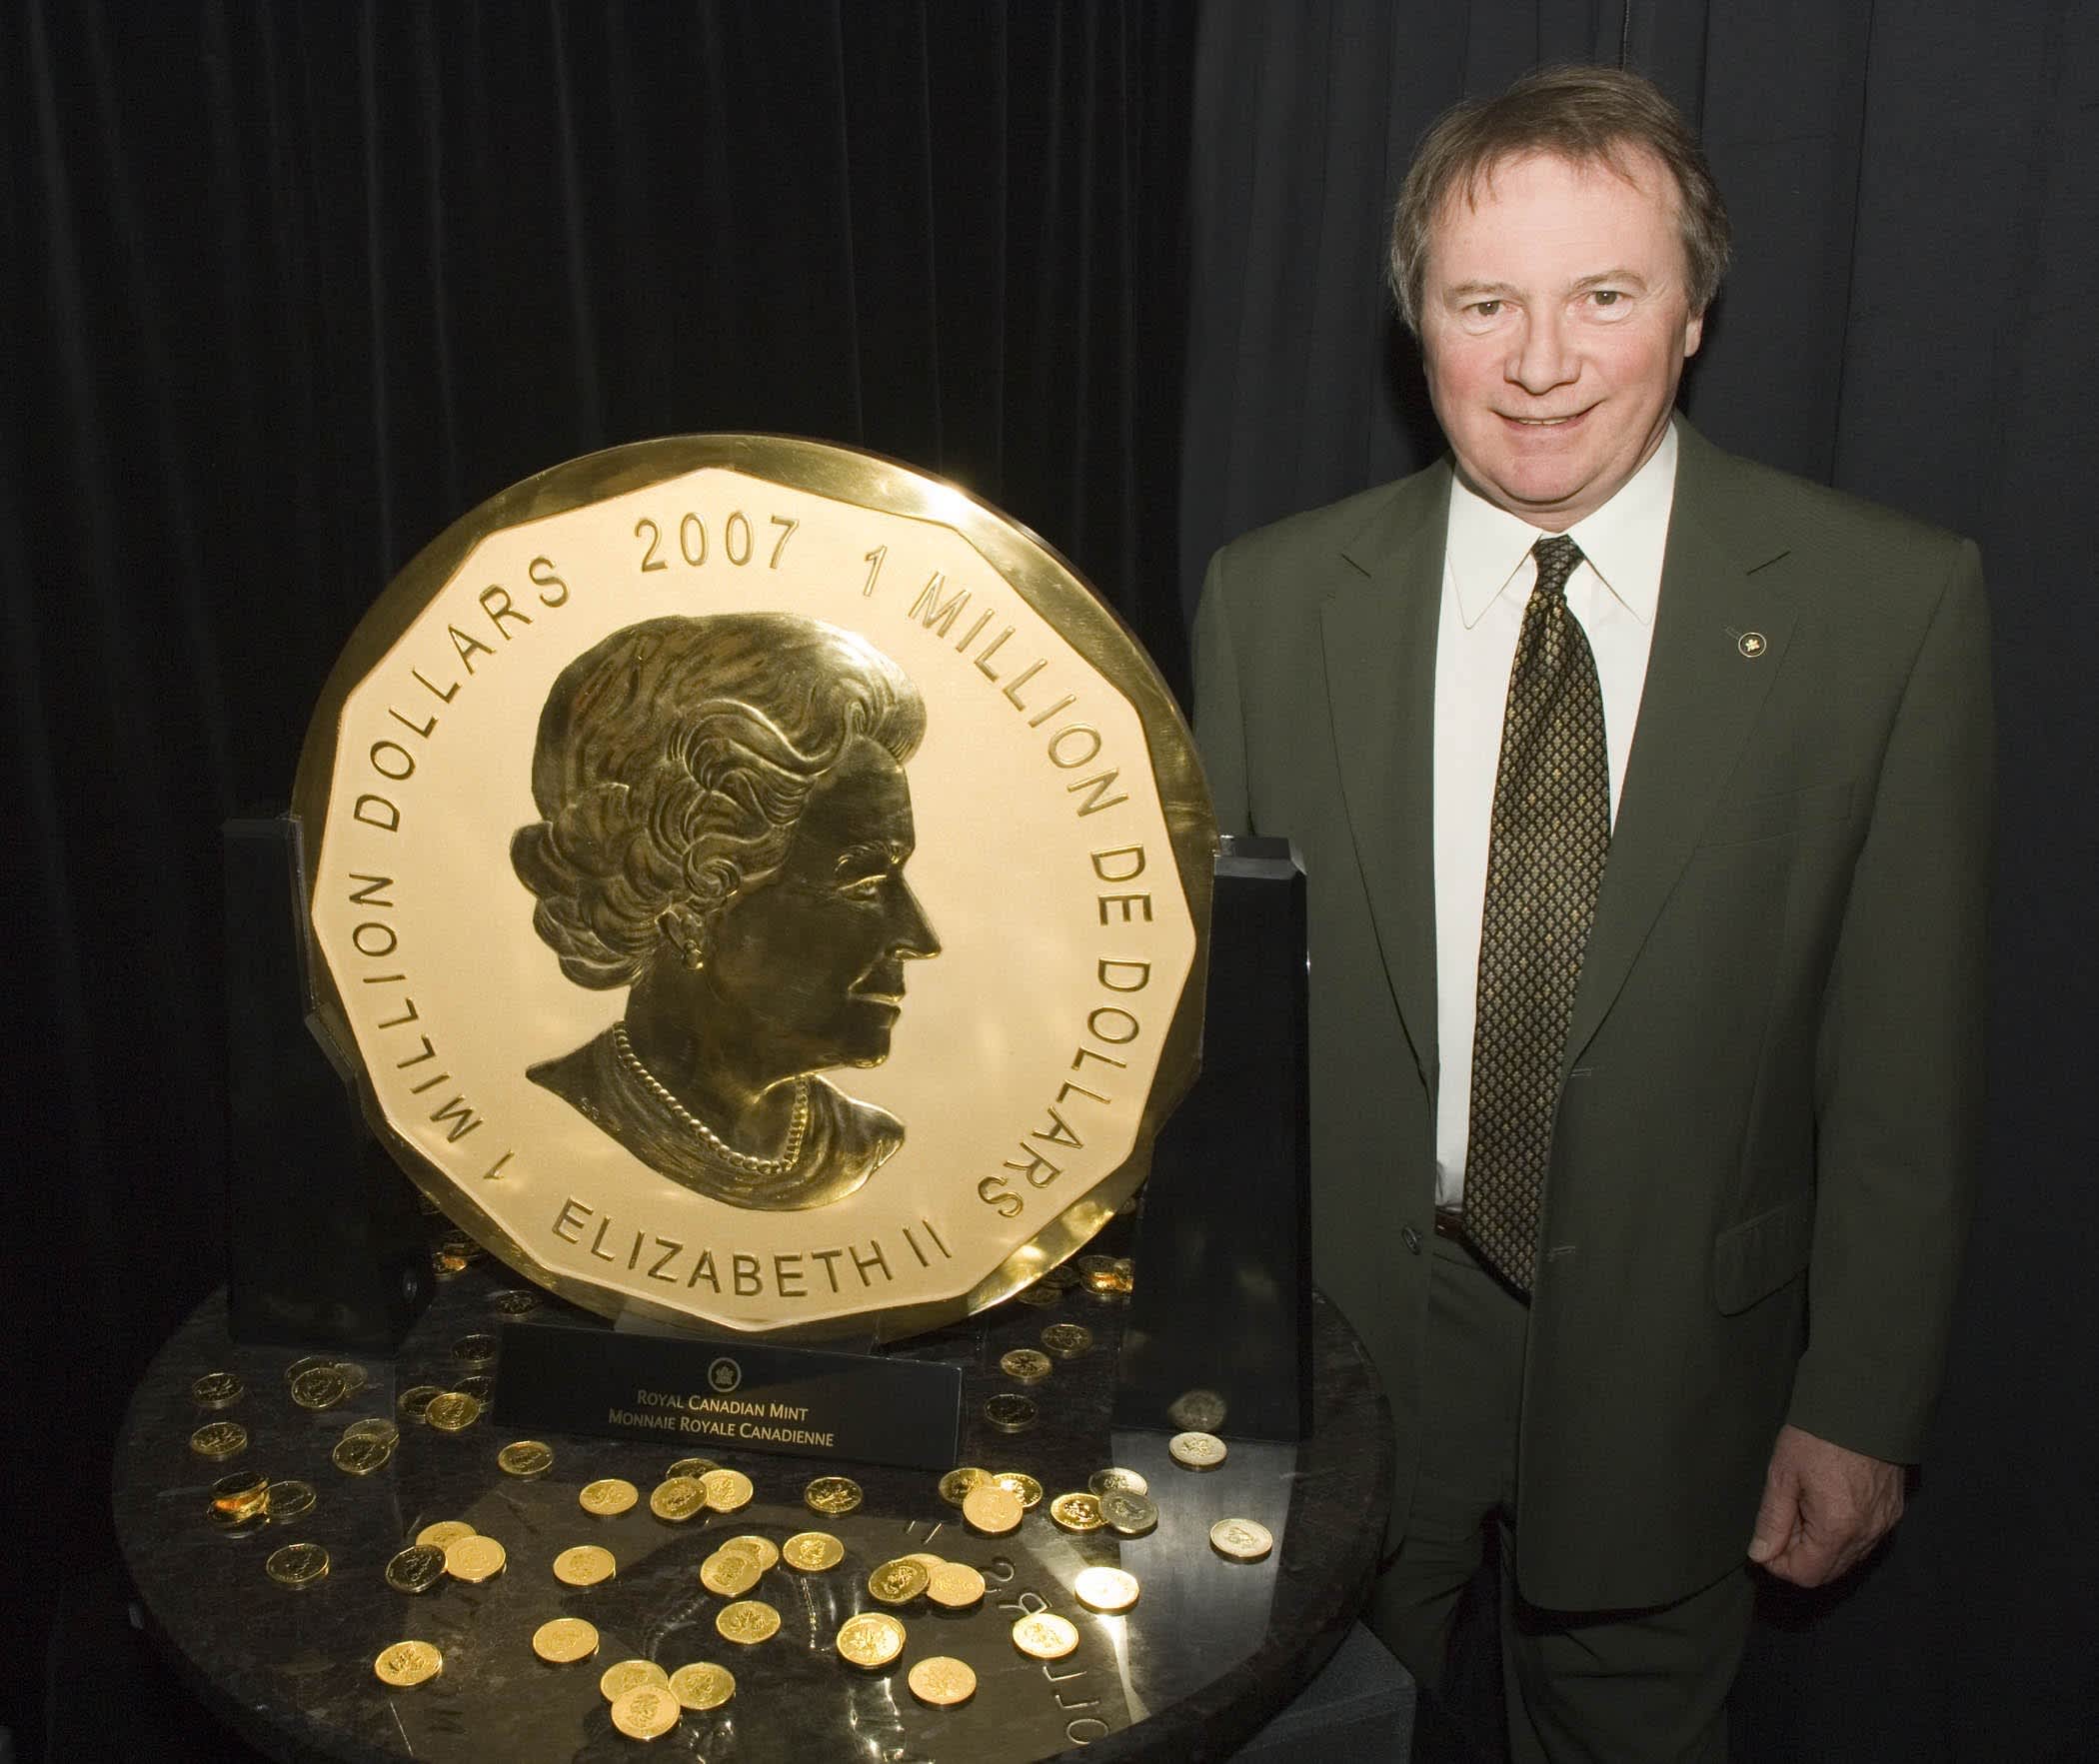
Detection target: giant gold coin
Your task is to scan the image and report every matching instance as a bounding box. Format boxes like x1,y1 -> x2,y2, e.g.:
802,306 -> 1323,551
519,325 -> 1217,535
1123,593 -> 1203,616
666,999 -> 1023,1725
610,1684 -> 680,1741
553,1544 -> 617,1587
669,1661 -> 736,1711
374,1640 -> 443,1687
782,1531 -> 844,1571
836,1612 -> 907,1669
1012,1612 -> 1079,1661
600,1658 -> 671,1703
908,1655 -> 978,1707
265,1542 -> 329,1588
579,1477 -> 639,1517
295,436 -> 1211,1340
715,1599 -> 781,1645
443,1533 -> 507,1583
532,1616 -> 601,1664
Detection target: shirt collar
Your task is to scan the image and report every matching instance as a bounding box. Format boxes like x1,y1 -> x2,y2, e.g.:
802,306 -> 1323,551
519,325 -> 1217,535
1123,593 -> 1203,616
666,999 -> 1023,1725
1446,420 -> 1679,630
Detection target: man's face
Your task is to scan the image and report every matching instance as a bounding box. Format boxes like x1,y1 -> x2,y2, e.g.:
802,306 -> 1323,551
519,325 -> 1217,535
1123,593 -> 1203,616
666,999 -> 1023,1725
1418,149 -> 1704,530
704,735 -> 940,1073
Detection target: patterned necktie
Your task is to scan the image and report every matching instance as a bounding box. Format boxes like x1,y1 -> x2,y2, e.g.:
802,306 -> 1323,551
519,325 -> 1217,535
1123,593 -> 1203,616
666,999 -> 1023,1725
1462,534 -> 1610,1294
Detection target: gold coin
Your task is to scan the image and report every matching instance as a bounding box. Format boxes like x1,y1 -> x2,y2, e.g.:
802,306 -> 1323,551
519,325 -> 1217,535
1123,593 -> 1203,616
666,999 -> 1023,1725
452,1331 -> 500,1366
331,1434 -> 394,1477
497,1439 -> 554,1478
802,1474 -> 861,1515
533,1616 -> 601,1664
782,1531 -> 844,1571
1012,1611 -> 1079,1661
982,1393 -> 1038,1433
610,1683 -> 680,1740
553,1544 -> 618,1587
835,1612 -> 907,1669
289,1365 -> 349,1410
1088,1467 -> 1148,1498
454,1372 -> 495,1403
866,1557 -> 931,1605
699,1550 -> 761,1597
926,1560 -> 987,1609
600,1658 -> 671,1703
490,1287 -> 542,1315
443,1533 -> 507,1583
1076,1253 -> 1116,1277
579,1477 -> 640,1517
206,1506 -> 269,1538
700,1467 -> 755,1513
284,1353 -> 335,1383
962,1483 -> 1023,1535
908,1655 -> 978,1707
668,1660 -> 736,1712
333,1361 -> 371,1394
373,1639 -> 443,1686
666,1456 -> 721,1480
1000,1348 -> 1052,1383
1169,1429 -> 1227,1469
938,1466 -> 989,1507
1050,1492 -> 1105,1532
343,1417 -> 400,1447
264,1542 -> 330,1588
649,1476 -> 707,1522
1040,1321 -> 1093,1358
264,1479 -> 317,1521
905,1551 -> 947,1570
715,1599 -> 781,1644
991,1471 -> 1044,1509
189,1420 -> 248,1460
210,1471 -> 269,1516
1014,1283 -> 1062,1307
384,1544 -> 448,1595
423,1391 -> 483,1432
1100,1490 -> 1159,1536
1074,1565 -> 1141,1613
416,1519 -> 476,1550
191,1371 -> 244,1409
722,1533 -> 780,1572
1209,1516 -> 1274,1562
396,1384 -> 445,1422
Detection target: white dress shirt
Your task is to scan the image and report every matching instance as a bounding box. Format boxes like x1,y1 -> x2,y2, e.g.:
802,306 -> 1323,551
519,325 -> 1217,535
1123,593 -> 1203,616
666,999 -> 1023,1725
1432,423 -> 1679,1206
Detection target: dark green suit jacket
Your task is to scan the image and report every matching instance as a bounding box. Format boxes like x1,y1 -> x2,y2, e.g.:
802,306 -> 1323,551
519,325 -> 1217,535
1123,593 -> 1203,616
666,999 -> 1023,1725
1192,420 -> 1992,1611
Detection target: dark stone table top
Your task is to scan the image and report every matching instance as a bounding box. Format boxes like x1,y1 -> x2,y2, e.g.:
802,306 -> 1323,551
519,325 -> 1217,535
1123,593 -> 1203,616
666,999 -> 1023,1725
114,1256 -> 1391,1762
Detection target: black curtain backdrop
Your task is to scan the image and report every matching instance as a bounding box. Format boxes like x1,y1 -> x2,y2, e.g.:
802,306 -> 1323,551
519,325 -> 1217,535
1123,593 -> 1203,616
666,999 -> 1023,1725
2,3 -> 1193,1755
1181,3 -> 2097,1760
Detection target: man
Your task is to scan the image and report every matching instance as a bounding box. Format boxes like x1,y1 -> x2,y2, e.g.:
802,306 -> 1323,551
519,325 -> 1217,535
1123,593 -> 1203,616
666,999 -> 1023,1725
1193,66 -> 1990,1759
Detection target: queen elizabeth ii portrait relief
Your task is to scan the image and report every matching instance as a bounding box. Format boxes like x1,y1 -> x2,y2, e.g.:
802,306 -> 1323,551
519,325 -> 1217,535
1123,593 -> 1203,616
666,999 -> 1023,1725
512,612 -> 941,1211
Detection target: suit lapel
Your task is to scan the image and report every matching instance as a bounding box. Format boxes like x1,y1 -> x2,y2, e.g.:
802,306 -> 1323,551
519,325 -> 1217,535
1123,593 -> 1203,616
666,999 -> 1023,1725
1564,423 -> 1795,1064
1322,463 -> 1450,1094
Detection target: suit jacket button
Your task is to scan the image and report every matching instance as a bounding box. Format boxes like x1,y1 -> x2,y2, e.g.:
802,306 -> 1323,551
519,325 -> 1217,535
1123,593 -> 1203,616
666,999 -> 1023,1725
1401,1224 -> 1422,1254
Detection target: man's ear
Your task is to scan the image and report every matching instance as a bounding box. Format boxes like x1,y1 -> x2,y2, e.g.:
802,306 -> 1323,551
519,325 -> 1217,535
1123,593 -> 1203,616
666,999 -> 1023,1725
1684,309 -> 1705,359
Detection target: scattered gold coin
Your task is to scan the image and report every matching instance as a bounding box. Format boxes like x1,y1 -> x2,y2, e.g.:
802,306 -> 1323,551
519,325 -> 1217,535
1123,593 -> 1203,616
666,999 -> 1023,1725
908,1655 -> 979,1707
1000,1348 -> 1052,1383
1012,1611 -> 1080,1660
668,1660 -> 736,1711
416,1519 -> 475,1550
343,1417 -> 400,1447
982,1393 -> 1039,1433
699,1550 -> 761,1598
396,1384 -> 444,1423
938,1466 -> 989,1507
1050,1492 -> 1105,1532
553,1544 -> 617,1587
905,1551 -> 947,1571
206,1505 -> 269,1538
264,1542 -> 330,1588
490,1287 -> 541,1315
962,1483 -> 1024,1535
1076,1253 -> 1116,1277
700,1467 -> 755,1513
423,1391 -> 482,1433
210,1471 -> 269,1517
1089,1467 -> 1148,1498
866,1557 -> 931,1606
1209,1516 -> 1274,1562
926,1561 -> 987,1609
384,1545 -> 448,1595
1041,1262 -> 1082,1289
649,1476 -> 707,1522
722,1533 -> 780,1572
451,1332 -> 500,1366
264,1480 -> 316,1522
331,1434 -> 394,1477
666,1456 -> 720,1480
1014,1283 -> 1062,1307
1168,1430 -> 1227,1469
836,1612 -> 907,1669
497,1439 -> 554,1478
610,1683 -> 680,1741
1040,1321 -> 1094,1358
289,1366 -> 349,1411
533,1616 -> 601,1664
802,1474 -> 862,1515
991,1471 -> 1044,1509
373,1639 -> 443,1687
333,1361 -> 371,1394
1100,1490 -> 1159,1536
579,1477 -> 639,1517
782,1531 -> 844,1571
191,1371 -> 243,1409
443,1533 -> 507,1583
1075,1565 -> 1141,1612
284,1354 -> 335,1383
715,1599 -> 781,1644
190,1420 -> 248,1460
600,1658 -> 671,1703
454,1373 -> 495,1403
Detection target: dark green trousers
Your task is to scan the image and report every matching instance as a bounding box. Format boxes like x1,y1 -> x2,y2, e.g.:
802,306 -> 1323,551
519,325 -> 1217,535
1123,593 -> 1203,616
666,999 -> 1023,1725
1366,1231 -> 1753,1762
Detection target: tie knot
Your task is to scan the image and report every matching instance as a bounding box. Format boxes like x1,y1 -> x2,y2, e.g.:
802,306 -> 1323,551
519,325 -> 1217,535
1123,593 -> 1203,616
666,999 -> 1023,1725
1531,534 -> 1583,600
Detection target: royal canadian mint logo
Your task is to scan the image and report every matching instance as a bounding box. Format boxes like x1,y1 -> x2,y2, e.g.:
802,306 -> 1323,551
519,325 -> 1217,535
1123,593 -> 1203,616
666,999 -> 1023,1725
707,1358 -> 742,1395
298,438 -> 1209,1336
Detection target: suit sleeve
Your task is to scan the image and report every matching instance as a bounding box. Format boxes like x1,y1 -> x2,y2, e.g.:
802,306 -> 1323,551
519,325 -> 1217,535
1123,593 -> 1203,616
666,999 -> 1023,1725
1191,548 -> 1254,836
1787,539 -> 1994,1463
